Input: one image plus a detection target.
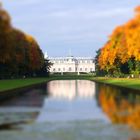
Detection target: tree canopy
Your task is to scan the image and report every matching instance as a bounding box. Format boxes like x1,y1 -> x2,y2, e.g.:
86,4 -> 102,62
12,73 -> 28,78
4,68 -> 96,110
97,6 -> 140,77
0,3 -> 50,78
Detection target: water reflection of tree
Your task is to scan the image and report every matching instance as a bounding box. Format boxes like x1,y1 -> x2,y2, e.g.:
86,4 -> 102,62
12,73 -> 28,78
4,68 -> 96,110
97,84 -> 140,130
0,88 -> 47,129
0,88 -> 46,107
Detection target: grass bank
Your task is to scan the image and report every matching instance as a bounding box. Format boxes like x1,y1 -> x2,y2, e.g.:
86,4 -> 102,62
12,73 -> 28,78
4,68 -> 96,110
0,78 -> 51,92
0,75 -> 93,92
0,75 -> 140,92
92,77 -> 140,90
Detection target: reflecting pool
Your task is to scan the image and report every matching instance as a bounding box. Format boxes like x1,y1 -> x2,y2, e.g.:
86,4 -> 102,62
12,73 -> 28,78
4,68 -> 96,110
0,80 -> 140,140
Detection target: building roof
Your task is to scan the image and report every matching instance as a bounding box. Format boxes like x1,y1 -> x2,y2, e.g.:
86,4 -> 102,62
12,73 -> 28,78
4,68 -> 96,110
49,56 -> 94,60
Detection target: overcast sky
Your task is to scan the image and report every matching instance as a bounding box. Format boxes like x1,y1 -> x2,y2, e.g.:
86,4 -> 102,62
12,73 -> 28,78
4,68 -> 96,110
2,0 -> 140,57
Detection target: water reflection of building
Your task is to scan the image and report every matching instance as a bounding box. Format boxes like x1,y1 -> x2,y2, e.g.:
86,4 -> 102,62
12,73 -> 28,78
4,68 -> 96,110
48,80 -> 95,100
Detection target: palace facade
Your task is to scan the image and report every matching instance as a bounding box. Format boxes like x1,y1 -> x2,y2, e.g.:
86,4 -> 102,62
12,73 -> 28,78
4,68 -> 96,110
47,55 -> 95,74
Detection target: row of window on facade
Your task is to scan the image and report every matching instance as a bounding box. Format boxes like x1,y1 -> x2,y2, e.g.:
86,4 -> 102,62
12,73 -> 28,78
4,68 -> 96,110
51,60 -> 94,64
52,67 -> 94,72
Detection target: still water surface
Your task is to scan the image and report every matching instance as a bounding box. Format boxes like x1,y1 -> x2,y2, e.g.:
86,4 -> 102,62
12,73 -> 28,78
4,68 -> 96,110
0,80 -> 140,140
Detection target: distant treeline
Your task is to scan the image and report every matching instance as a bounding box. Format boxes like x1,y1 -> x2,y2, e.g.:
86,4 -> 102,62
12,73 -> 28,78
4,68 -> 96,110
96,6 -> 140,77
0,3 -> 50,79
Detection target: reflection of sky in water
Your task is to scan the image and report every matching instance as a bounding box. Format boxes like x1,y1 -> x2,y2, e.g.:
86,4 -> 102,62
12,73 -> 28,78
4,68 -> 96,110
37,80 -> 108,122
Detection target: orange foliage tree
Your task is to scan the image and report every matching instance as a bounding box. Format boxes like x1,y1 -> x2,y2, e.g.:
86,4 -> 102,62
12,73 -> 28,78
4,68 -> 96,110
0,4 -> 12,63
97,6 -> 140,76
0,3 -> 47,78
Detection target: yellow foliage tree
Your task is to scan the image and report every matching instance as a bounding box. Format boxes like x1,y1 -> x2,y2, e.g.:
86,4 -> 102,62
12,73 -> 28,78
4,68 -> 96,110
98,5 -> 140,75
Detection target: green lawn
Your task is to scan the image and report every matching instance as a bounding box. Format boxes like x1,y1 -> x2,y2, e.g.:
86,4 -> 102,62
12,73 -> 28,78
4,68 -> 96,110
0,75 -> 93,92
0,78 -> 51,92
92,77 -> 140,90
0,75 -> 140,92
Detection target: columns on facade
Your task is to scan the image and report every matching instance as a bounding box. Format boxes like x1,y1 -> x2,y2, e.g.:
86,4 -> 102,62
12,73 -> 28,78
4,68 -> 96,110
77,71 -> 80,75
61,71 -> 63,75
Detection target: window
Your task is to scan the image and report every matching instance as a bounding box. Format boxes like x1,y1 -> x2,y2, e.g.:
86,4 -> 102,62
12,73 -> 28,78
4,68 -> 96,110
60,60 -> 64,63
63,68 -> 65,71
58,68 -> 61,71
85,68 -> 87,71
90,68 -> 92,71
69,67 -> 72,71
53,68 -> 55,72
80,68 -> 82,71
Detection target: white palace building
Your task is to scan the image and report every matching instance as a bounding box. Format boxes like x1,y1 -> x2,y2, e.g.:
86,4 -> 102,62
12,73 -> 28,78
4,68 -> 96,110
45,53 -> 95,74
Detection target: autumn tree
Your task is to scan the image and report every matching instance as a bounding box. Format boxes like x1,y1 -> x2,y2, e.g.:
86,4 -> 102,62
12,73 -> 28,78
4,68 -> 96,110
0,3 -> 49,79
95,49 -> 107,76
98,5 -> 140,77
0,4 -> 12,63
